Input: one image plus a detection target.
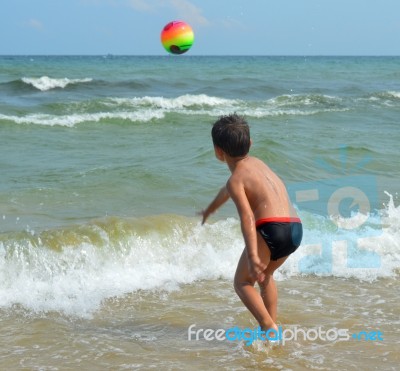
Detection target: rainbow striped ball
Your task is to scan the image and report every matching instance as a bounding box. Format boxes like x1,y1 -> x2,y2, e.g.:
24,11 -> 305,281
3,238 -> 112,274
161,21 -> 194,55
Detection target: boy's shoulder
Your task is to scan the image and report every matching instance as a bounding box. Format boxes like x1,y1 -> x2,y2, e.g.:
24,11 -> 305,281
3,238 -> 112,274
229,156 -> 270,183
226,170 -> 243,188
226,159 -> 252,184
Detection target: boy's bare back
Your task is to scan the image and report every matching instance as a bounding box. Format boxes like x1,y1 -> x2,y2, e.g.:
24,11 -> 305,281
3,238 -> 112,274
227,155 -> 297,222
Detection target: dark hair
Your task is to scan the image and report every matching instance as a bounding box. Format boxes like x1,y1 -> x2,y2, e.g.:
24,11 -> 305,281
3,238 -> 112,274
211,114 -> 250,157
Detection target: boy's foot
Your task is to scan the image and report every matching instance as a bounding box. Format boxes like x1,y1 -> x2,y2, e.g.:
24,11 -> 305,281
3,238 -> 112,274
261,323 -> 280,342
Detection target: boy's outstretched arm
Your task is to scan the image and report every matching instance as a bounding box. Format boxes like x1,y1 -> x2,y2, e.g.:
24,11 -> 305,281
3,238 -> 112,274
200,185 -> 230,224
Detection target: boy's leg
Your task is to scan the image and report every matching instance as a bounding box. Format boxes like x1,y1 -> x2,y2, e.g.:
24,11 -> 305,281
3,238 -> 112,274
234,243 -> 277,331
257,232 -> 288,323
258,258 -> 288,323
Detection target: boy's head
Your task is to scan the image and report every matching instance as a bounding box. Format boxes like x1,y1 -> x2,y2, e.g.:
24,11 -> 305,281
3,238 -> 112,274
211,114 -> 250,157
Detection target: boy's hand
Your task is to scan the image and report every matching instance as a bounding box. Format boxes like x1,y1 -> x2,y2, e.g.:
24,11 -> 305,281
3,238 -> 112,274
197,209 -> 209,225
198,186 -> 230,225
248,255 -> 267,283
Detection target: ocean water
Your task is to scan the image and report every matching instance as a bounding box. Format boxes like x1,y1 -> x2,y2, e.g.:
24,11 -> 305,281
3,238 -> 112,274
0,56 -> 399,370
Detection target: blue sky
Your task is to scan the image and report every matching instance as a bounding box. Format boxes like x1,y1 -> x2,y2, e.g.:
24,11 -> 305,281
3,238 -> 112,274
1,0 -> 399,55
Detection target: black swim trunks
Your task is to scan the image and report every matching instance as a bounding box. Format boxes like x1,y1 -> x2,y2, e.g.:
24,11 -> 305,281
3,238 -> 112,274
256,217 -> 303,261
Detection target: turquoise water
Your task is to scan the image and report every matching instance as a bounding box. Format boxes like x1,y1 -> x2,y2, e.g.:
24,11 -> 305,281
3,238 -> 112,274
0,56 -> 399,369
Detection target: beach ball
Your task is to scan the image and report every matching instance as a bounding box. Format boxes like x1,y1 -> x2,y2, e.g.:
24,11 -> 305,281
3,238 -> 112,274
161,20 -> 194,55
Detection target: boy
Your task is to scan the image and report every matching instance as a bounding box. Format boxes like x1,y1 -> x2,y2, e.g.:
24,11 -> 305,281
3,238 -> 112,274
200,114 -> 302,335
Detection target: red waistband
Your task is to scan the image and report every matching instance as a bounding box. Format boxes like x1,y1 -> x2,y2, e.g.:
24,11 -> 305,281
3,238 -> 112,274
256,217 -> 301,227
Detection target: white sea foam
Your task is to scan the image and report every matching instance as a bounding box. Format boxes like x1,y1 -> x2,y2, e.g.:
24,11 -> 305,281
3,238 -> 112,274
0,196 -> 399,317
267,94 -> 342,106
386,91 -> 400,99
241,107 -> 349,118
107,94 -> 345,116
0,110 -> 164,127
280,194 -> 400,281
0,93 -> 350,127
0,217 -> 243,316
108,94 -> 239,109
21,76 -> 92,91
359,91 -> 400,105
0,105 -> 348,127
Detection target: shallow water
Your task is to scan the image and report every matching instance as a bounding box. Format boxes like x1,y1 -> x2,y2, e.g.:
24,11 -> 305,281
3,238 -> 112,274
1,277 -> 398,370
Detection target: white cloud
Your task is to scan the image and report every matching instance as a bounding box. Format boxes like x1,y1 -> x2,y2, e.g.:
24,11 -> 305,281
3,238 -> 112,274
128,0 -> 156,12
127,0 -> 209,27
168,0 -> 209,26
26,19 -> 44,30
219,17 -> 246,31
